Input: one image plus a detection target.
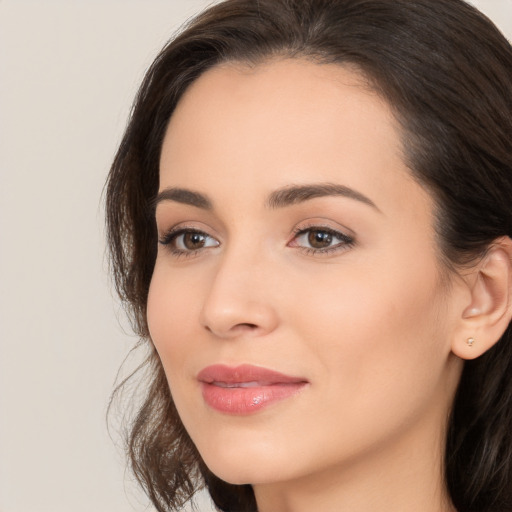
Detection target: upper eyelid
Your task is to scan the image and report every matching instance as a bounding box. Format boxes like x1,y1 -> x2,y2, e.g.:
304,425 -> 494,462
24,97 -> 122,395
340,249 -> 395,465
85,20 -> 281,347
291,227 -> 354,244
293,225 -> 346,235
291,220 -> 355,238
158,222 -> 219,238
159,226 -> 219,245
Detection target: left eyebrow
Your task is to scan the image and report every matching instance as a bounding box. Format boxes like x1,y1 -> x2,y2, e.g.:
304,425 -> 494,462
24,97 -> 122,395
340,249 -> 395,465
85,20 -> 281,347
266,183 -> 380,212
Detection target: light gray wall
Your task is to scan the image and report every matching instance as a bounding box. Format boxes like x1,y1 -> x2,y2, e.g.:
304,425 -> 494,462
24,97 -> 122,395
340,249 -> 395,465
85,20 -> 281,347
0,1 -> 510,511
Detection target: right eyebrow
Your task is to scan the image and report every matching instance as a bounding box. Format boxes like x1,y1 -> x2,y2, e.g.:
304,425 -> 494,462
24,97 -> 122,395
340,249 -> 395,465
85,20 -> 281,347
152,187 -> 213,211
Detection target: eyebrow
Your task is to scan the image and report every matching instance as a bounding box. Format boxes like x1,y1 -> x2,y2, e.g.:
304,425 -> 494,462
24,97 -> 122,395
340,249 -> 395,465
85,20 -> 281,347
153,182 -> 379,212
266,183 -> 380,211
153,187 -> 213,210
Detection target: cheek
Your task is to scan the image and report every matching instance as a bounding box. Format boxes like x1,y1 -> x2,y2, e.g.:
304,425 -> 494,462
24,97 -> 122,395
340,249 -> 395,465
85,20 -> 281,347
146,265 -> 203,370
292,256 -> 450,400
276,263 -> 452,461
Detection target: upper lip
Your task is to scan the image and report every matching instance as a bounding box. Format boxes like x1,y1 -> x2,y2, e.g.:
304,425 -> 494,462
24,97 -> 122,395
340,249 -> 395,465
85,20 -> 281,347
197,364 -> 307,386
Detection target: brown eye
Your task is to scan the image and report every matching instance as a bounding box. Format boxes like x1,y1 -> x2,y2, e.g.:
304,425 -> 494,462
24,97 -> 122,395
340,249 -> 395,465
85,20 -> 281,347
290,226 -> 355,254
307,230 -> 333,249
182,232 -> 207,250
159,228 -> 220,253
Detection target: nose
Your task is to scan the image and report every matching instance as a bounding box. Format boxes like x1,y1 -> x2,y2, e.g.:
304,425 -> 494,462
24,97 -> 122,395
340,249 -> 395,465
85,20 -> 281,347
199,249 -> 279,339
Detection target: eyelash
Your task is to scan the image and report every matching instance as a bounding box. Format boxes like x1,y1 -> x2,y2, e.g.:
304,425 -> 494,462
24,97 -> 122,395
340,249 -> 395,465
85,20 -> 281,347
158,225 -> 355,258
158,226 -> 219,259
290,225 -> 355,256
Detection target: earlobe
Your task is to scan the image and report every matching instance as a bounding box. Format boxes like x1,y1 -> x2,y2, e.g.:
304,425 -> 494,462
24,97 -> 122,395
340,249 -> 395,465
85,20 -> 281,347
452,237 -> 512,360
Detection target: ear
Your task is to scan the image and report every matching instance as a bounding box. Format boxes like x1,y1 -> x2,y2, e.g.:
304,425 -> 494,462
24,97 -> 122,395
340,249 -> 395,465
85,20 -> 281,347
451,237 -> 512,360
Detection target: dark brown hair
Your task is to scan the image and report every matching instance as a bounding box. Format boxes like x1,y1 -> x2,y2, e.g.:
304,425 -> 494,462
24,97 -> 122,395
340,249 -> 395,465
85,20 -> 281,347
105,1 -> 512,511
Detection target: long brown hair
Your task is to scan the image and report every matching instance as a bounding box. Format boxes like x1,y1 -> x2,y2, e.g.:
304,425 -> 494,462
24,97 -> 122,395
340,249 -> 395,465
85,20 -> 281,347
106,1 -> 512,510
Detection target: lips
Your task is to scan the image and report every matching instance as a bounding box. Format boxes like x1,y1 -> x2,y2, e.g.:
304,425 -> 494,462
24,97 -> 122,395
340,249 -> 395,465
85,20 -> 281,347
197,364 -> 308,415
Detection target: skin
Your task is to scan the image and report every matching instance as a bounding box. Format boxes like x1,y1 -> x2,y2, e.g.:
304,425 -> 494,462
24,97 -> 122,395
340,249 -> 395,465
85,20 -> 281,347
147,59 -> 469,512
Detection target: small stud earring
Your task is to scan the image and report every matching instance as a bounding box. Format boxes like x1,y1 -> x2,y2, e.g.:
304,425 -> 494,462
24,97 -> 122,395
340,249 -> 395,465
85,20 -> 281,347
467,337 -> 475,347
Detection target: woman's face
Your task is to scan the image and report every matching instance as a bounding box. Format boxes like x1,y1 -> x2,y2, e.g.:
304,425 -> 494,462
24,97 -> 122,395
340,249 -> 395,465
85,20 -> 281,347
148,60 -> 464,489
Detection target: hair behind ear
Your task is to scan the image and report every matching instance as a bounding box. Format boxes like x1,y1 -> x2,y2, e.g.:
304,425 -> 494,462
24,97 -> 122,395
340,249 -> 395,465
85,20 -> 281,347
447,324 -> 512,512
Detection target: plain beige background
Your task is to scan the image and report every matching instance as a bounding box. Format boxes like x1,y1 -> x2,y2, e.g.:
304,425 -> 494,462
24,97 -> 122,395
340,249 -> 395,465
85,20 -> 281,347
0,1 -> 511,511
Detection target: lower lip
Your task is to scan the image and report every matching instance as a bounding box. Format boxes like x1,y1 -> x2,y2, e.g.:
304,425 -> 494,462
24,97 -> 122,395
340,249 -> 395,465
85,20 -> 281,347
201,382 -> 306,415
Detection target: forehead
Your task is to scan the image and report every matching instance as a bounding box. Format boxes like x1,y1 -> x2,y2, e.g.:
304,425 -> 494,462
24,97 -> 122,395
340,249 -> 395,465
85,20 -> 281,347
163,58 -> 396,158
159,58 -> 426,218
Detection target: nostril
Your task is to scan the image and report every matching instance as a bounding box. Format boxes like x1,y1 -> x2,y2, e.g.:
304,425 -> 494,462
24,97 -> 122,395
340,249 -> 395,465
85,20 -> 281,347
231,323 -> 259,334
203,322 -> 258,336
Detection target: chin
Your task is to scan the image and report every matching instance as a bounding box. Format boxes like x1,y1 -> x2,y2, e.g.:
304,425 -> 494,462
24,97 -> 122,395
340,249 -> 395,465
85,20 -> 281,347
196,436 -> 294,486
204,461 -> 288,487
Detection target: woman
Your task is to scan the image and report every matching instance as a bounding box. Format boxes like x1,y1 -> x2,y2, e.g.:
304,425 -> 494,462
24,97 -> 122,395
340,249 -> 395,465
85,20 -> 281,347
105,0 -> 512,511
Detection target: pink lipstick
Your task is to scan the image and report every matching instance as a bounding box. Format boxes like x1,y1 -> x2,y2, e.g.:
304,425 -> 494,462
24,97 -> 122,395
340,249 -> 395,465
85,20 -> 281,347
197,364 -> 307,415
